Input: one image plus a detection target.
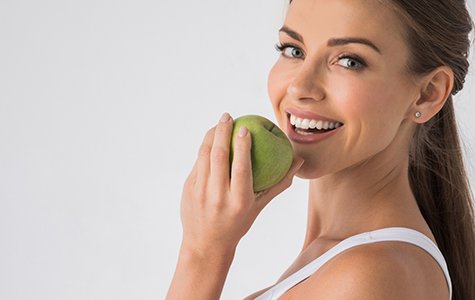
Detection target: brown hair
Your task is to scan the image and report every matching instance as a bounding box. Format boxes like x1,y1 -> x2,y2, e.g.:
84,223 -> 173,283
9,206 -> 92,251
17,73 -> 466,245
288,0 -> 475,298
388,1 -> 475,299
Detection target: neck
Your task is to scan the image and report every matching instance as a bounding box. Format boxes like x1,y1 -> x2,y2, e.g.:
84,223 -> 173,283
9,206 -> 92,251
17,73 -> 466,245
302,152 -> 423,249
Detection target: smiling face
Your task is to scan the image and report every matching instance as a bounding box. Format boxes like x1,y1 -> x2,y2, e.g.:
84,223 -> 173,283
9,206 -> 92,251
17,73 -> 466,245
268,0 -> 421,179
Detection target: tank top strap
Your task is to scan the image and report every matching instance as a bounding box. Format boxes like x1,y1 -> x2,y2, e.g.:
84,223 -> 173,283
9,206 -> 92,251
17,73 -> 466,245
254,227 -> 452,300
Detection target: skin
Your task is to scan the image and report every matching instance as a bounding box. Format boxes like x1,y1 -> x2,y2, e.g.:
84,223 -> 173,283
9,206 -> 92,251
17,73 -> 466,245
167,0 -> 455,299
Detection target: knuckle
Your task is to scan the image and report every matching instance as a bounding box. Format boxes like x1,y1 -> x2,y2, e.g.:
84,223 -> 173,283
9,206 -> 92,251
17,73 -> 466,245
213,124 -> 228,139
209,197 -> 226,213
211,146 -> 229,162
191,178 -> 207,196
202,127 -> 216,143
198,144 -> 211,158
232,163 -> 251,177
230,200 -> 247,216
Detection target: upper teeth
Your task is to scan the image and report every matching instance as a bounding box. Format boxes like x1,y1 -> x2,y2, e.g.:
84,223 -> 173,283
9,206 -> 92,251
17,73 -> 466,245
290,114 -> 343,130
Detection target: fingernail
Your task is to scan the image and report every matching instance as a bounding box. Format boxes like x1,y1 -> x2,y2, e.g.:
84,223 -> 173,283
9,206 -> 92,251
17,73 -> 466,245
238,126 -> 248,137
220,112 -> 231,123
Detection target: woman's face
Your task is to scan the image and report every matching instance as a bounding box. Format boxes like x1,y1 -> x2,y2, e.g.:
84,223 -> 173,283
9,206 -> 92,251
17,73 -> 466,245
268,0 -> 419,179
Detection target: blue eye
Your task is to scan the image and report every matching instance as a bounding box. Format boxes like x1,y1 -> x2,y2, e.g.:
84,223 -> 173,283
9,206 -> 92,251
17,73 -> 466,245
274,43 -> 367,70
274,43 -> 304,59
337,55 -> 367,70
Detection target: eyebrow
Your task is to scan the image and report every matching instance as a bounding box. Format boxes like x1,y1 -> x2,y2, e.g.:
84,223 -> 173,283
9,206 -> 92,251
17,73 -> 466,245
279,25 -> 382,54
279,25 -> 305,43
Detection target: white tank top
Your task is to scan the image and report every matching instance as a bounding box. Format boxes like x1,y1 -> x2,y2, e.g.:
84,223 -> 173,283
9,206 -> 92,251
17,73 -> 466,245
254,227 -> 452,300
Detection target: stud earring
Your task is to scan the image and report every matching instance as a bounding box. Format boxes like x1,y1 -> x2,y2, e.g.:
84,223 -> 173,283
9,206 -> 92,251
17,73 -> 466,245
415,111 -> 422,118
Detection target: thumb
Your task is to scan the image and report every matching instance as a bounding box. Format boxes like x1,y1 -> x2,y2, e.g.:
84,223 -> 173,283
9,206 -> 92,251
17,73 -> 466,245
254,157 -> 305,210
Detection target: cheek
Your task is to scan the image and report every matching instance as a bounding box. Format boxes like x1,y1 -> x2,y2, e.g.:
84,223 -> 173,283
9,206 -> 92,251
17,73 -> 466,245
267,65 -> 279,107
331,75 -> 402,122
330,77 -> 404,146
267,62 -> 293,128
267,62 -> 290,108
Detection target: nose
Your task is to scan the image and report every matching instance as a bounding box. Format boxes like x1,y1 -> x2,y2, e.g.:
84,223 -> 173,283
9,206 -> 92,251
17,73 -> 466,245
287,62 -> 326,102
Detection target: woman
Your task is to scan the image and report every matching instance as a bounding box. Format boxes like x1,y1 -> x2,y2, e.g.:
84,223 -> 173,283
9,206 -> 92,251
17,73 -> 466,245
167,0 -> 475,299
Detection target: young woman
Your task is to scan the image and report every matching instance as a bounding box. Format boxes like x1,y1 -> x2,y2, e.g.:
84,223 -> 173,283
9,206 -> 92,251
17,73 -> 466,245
167,0 -> 475,299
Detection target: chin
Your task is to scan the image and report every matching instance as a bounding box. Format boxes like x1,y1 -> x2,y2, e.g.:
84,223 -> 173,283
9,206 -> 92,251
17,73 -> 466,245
294,163 -> 326,180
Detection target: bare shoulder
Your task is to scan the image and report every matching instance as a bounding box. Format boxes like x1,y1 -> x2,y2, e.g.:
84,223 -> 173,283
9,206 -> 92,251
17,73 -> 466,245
282,242 -> 449,300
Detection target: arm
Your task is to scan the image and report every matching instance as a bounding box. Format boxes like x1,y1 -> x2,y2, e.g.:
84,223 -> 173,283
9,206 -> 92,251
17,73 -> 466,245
166,113 -> 304,299
166,244 -> 235,300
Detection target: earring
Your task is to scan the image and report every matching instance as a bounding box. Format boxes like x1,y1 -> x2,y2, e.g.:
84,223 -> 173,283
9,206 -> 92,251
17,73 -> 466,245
415,111 -> 422,118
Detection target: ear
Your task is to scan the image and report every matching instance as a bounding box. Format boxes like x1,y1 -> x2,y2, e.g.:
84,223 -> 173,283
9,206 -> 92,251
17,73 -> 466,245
410,66 -> 454,123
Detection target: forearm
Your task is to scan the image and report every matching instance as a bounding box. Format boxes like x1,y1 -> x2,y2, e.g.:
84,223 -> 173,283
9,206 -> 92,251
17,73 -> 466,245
166,244 -> 236,300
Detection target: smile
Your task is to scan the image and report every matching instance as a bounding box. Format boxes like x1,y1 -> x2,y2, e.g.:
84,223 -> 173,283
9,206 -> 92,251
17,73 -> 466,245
289,113 -> 343,135
285,108 -> 344,144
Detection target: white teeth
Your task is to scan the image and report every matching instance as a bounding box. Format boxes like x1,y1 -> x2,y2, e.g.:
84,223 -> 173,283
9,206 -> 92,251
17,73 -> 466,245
290,114 -> 296,125
316,120 -> 323,130
295,118 -> 302,128
309,120 -> 317,129
295,128 -> 315,136
301,119 -> 310,129
289,113 -> 343,131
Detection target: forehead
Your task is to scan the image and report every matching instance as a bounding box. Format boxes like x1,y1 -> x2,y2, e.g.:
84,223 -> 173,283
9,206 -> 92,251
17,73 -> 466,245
285,0 -> 405,50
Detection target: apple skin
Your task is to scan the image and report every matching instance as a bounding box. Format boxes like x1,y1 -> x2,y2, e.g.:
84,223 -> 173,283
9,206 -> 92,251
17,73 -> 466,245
229,115 -> 294,192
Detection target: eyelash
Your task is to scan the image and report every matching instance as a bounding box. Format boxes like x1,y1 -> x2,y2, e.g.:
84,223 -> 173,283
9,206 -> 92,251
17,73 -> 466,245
274,42 -> 368,70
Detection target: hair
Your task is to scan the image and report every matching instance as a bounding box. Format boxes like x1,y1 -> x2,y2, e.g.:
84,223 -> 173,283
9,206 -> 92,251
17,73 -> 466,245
287,0 -> 475,298
389,1 -> 475,299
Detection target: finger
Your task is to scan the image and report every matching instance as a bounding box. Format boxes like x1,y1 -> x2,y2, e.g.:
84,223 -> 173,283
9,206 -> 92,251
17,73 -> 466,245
254,157 -> 304,211
209,113 -> 234,192
230,126 -> 253,197
193,126 -> 216,191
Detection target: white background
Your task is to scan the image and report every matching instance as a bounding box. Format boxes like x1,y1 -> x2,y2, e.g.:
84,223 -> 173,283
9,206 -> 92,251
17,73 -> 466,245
1,0 -> 474,299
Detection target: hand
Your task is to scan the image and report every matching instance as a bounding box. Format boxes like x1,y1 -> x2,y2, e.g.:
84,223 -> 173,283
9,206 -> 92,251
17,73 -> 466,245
180,112 -> 304,258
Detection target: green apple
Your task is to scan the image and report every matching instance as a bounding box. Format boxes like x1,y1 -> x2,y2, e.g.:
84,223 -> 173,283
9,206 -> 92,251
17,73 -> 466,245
229,115 -> 294,192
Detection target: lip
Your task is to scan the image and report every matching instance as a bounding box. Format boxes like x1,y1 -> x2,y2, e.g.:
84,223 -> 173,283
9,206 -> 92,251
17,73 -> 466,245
284,108 -> 343,144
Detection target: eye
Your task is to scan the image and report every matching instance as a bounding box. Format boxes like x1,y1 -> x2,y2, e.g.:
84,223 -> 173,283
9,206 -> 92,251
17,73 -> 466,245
336,55 -> 367,70
274,43 -> 305,59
